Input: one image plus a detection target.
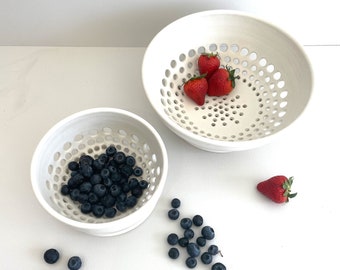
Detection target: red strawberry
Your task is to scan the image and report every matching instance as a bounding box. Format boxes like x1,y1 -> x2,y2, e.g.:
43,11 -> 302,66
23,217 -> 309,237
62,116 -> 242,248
198,53 -> 220,79
183,75 -> 208,106
257,175 -> 297,203
207,66 -> 239,97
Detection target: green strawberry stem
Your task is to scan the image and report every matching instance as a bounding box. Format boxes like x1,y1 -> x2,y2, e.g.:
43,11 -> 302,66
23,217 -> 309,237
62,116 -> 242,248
226,66 -> 240,88
283,176 -> 297,202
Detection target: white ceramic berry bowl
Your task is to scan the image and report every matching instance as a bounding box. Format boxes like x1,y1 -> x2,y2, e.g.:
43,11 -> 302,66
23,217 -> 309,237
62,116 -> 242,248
142,10 -> 313,152
31,108 -> 168,236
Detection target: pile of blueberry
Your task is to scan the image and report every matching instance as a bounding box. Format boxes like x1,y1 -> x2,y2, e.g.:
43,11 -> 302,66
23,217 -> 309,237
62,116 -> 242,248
44,248 -> 82,270
167,198 -> 227,270
60,145 -> 149,218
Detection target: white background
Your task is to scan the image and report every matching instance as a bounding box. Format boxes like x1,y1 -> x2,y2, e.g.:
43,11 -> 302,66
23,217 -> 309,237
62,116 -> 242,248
0,0 -> 339,46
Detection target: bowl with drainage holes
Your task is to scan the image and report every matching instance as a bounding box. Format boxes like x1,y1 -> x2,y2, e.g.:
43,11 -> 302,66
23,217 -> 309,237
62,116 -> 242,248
142,10 -> 313,152
31,108 -> 168,236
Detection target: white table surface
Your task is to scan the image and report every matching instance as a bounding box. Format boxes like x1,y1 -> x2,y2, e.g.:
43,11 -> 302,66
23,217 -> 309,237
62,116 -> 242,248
0,45 -> 339,270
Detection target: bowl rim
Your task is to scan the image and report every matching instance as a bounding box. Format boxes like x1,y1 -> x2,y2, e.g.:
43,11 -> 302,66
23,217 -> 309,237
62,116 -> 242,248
30,107 -> 168,231
142,9 -> 314,150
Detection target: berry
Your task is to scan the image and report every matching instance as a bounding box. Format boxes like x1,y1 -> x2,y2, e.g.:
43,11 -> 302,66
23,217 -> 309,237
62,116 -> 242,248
92,204 -> 105,217
185,257 -> 197,268
133,166 -> 143,176
208,66 -> 239,96
93,184 -> 107,197
68,161 -> 79,171
183,75 -> 208,106
61,185 -> 70,195
196,236 -> 206,247
68,256 -> 82,270
184,228 -> 195,240
211,262 -> 226,270
114,151 -> 126,164
125,195 -> 138,208
139,180 -> 149,189
80,202 -> 92,214
105,207 -> 117,218
198,52 -> 220,79
168,247 -> 180,259
167,233 -> 179,245
208,245 -> 219,255
100,168 -> 110,179
180,218 -> 192,229
90,174 -> 102,185
79,182 -> 92,194
201,226 -> 215,240
105,145 -> 117,156
43,248 -> 60,264
178,237 -> 189,247
125,156 -> 136,167
192,215 -> 203,226
257,175 -> 297,203
201,252 -> 213,264
168,209 -> 180,220
171,198 -> 181,208
187,242 -> 200,257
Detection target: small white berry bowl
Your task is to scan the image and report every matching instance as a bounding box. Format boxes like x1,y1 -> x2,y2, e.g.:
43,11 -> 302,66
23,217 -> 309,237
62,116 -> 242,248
31,108 -> 168,236
142,10 -> 313,152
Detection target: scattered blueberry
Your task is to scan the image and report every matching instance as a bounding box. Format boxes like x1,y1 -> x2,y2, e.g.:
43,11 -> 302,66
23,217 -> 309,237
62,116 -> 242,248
92,204 -> 105,217
105,207 -> 117,218
60,185 -> 70,195
125,156 -> 136,167
114,151 -> 126,164
192,215 -> 203,227
211,262 -> 226,270
168,247 -> 180,259
180,218 -> 193,229
201,226 -> 215,240
167,233 -> 179,245
68,161 -> 79,171
185,257 -> 197,268
171,198 -> 181,208
196,236 -> 206,247
168,209 -> 180,220
184,228 -> 195,240
178,237 -> 189,247
80,202 -> 92,214
67,256 -> 82,270
201,252 -> 213,264
105,145 -> 117,156
43,248 -> 60,264
186,243 -> 200,258
133,166 -> 143,176
208,244 -> 219,256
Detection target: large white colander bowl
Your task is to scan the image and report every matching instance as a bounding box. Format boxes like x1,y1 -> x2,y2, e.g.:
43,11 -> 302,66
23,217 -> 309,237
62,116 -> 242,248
31,108 -> 168,236
142,10 -> 313,152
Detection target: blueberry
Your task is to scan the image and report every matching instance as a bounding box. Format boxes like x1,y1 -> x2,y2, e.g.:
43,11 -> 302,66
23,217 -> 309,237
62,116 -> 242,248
168,209 -> 180,220
128,178 -> 139,189
101,194 -> 116,208
93,184 -> 106,197
67,256 -> 82,270
211,262 -> 226,270
110,171 -> 121,182
105,207 -> 117,218
114,151 -> 126,164
106,145 -> 117,157
43,248 -> 60,264
116,201 -> 127,212
126,195 -> 137,208
192,215 -> 203,227
201,226 -> 215,240
97,153 -> 109,165
79,154 -> 94,166
80,202 -> 92,214
79,163 -> 93,178
208,245 -> 219,255
90,174 -> 102,185
131,187 -> 143,198
102,177 -> 113,187
167,233 -> 179,245
61,185 -> 70,195
92,204 -> 105,217
79,182 -> 92,194
92,159 -> 103,171
201,252 -> 213,264
178,237 -> 189,247
184,228 -> 195,240
196,236 -> 206,247
185,257 -> 197,268
68,174 -> 84,189
117,192 -> 127,202
70,189 -> 80,201
100,168 -> 110,179
186,243 -> 200,257
171,198 -> 181,208
139,180 -> 149,189
77,193 -> 89,204
125,156 -> 136,167
133,166 -> 143,176
168,247 -> 180,259
88,192 -> 99,204
120,164 -> 133,177
180,218 -> 192,229
68,161 -> 79,171
110,184 -> 122,197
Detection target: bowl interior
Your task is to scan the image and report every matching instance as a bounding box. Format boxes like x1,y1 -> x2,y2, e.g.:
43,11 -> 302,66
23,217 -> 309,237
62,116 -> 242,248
142,10 -> 313,145
31,108 -> 167,225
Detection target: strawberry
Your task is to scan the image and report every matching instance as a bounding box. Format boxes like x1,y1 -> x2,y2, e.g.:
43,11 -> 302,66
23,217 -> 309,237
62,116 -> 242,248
198,53 -> 220,79
257,175 -> 297,203
183,75 -> 208,106
207,66 -> 240,97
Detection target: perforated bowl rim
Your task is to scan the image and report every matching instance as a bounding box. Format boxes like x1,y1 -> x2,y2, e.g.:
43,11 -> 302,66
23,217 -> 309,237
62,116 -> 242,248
31,107 -> 168,232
